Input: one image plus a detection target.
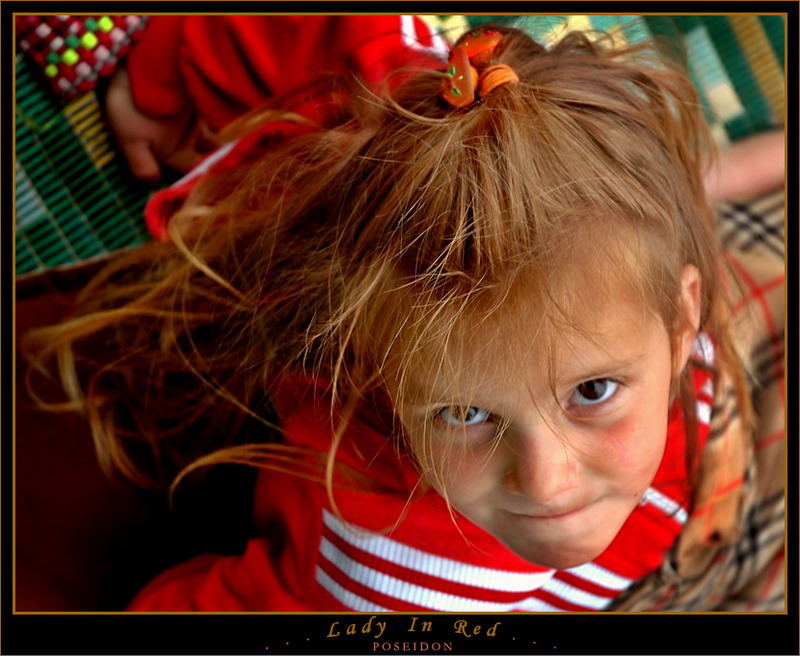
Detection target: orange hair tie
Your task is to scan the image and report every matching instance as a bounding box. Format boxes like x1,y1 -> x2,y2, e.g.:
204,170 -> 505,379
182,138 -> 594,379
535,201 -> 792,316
439,28 -> 518,108
478,64 -> 519,98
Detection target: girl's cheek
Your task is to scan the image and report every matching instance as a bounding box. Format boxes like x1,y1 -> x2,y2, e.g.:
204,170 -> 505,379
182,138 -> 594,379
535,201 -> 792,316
429,442 -> 503,501
589,411 -> 661,474
404,425 -> 494,483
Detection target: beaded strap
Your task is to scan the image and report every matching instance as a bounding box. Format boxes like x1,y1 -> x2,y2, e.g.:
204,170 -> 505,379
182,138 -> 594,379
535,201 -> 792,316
16,15 -> 147,98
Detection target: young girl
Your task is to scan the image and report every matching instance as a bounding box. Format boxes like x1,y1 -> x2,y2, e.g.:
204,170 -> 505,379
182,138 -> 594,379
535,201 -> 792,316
27,25 -> 785,612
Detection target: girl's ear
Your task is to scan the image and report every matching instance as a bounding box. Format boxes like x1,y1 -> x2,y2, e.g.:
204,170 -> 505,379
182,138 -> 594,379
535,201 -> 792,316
676,264 -> 702,371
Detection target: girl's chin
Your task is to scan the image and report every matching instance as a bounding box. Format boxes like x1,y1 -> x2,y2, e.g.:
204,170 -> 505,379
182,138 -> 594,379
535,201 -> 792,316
496,520 -> 617,569
503,540 -> 606,570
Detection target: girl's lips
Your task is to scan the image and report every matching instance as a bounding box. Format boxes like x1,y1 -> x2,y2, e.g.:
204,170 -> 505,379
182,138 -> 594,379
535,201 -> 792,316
510,501 -> 593,520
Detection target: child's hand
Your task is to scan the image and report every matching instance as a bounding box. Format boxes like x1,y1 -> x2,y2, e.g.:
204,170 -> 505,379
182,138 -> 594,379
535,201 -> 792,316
105,68 -> 202,183
704,130 -> 785,202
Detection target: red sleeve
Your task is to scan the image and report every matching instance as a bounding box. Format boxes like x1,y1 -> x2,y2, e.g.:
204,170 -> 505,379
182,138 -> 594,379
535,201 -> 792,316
127,15 -> 447,132
144,119 -> 318,241
335,15 -> 449,88
128,539 -> 308,611
125,16 -> 190,119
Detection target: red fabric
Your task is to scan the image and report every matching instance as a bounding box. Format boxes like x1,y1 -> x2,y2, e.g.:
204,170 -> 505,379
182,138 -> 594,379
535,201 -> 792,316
136,15 -> 446,241
129,366 -> 712,612
126,15 -> 447,132
143,119 -> 318,240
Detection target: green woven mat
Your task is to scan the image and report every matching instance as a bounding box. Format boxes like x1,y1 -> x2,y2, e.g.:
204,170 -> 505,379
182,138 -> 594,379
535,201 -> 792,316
15,14 -> 785,276
14,52 -> 152,276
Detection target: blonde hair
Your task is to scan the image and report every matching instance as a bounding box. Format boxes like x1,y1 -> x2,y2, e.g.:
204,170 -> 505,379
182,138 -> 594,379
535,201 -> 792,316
25,27 -> 749,502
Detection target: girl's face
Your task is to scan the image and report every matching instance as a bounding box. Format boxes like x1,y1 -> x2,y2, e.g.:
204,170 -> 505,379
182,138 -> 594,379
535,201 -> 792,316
394,270 -> 699,570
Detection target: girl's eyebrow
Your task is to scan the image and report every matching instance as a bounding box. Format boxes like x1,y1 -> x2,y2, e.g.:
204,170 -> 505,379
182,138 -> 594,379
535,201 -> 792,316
559,351 -> 647,385
407,398 -> 491,414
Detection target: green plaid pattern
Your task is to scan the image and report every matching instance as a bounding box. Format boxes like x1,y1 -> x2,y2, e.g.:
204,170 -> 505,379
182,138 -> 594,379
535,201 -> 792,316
15,14 -> 786,276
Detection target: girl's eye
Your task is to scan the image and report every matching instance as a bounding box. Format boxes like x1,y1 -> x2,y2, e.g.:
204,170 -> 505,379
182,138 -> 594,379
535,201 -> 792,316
436,406 -> 491,427
570,378 -> 619,406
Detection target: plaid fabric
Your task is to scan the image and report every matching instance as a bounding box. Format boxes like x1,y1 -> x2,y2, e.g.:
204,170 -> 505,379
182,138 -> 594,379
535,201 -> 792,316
607,191 -> 786,611
14,14 -> 786,276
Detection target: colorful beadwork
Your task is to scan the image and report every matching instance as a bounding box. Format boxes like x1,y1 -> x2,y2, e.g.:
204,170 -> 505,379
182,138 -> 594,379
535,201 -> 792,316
61,48 -> 78,66
15,15 -> 148,98
81,31 -> 98,49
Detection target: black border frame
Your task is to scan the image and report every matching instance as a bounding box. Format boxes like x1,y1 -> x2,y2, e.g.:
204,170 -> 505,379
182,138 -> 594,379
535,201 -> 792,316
3,3 -> 797,655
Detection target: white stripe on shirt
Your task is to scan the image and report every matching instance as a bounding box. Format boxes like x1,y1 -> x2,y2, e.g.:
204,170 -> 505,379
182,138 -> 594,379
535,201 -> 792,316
640,487 -> 689,525
540,577 -> 616,610
696,400 -> 712,425
316,566 -> 391,612
560,562 -> 633,591
323,509 -> 554,592
321,536 -> 526,611
514,598 -> 565,612
691,332 -> 715,364
400,15 -> 450,60
175,140 -> 237,186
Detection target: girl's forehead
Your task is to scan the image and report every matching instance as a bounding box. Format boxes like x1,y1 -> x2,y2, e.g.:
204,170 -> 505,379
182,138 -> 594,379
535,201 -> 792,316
374,223 -> 677,401
395,285 -> 661,404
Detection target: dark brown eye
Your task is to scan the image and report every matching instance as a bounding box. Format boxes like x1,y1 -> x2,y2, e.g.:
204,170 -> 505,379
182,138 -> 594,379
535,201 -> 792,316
570,379 -> 618,406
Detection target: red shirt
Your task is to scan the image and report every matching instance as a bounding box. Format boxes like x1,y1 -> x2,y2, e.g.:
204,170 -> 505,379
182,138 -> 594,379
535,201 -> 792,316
127,15 -> 449,132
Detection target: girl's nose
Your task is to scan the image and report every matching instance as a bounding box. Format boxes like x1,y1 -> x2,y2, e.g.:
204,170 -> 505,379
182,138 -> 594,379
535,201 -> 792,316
504,424 -> 578,504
